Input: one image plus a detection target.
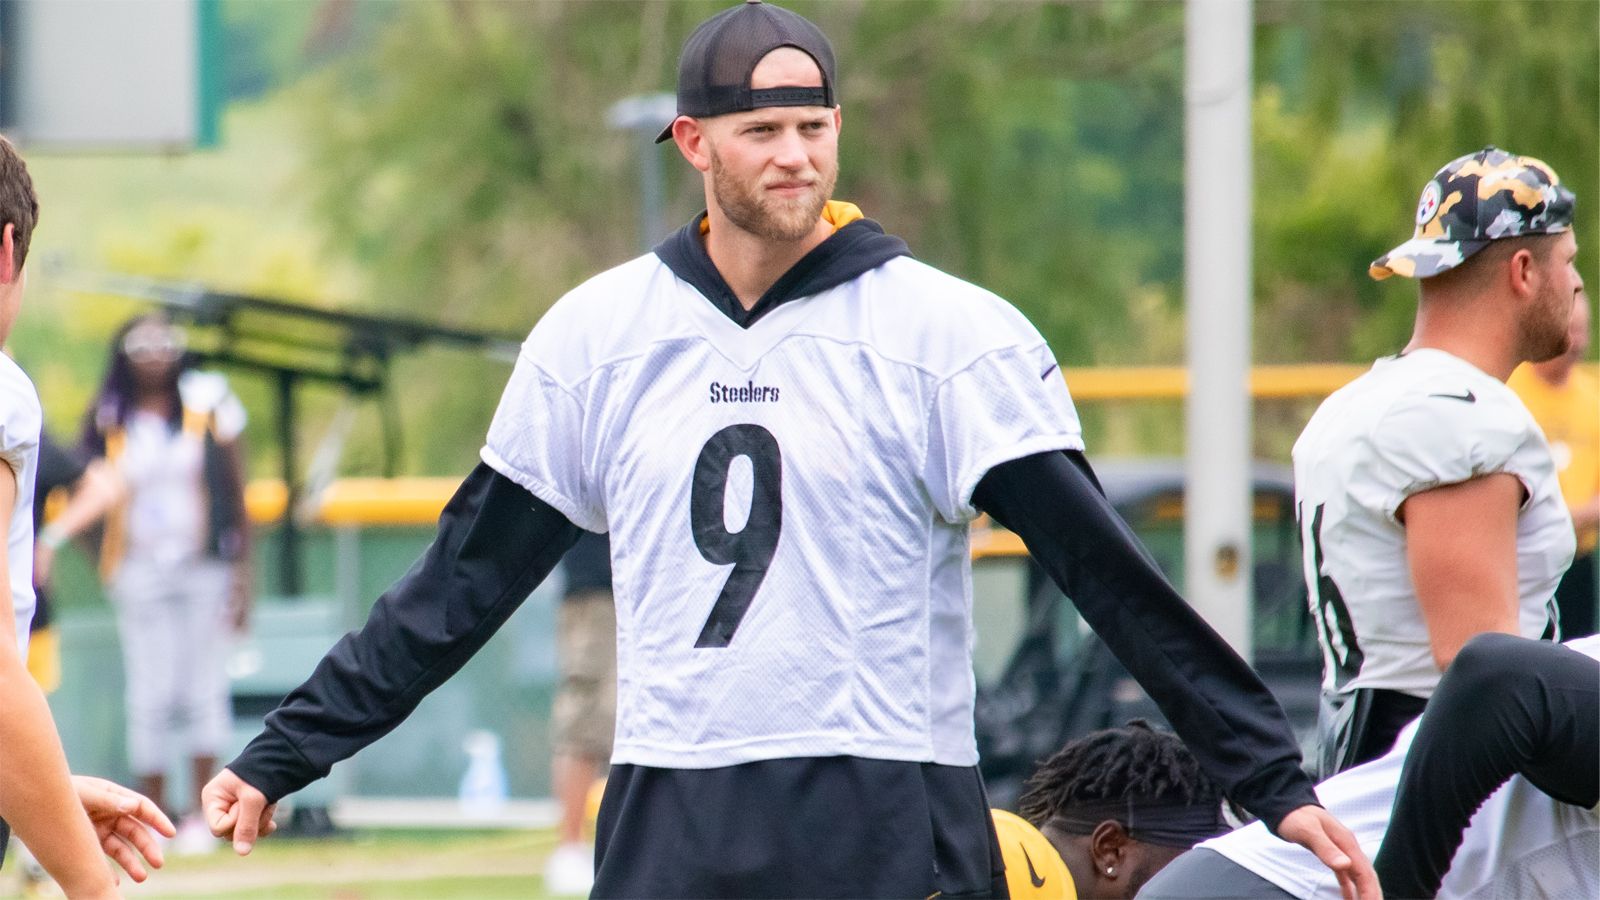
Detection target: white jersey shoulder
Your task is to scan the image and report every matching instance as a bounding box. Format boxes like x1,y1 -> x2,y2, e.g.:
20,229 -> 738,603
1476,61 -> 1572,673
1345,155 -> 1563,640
482,248 -> 1081,769
815,256 -> 1060,377
0,354 -> 41,656
1201,635 -> 1600,899
1293,349 -> 1571,696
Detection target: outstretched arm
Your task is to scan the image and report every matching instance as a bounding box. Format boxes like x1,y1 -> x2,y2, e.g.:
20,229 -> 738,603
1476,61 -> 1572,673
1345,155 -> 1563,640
206,463 -> 583,853
974,450 -> 1377,900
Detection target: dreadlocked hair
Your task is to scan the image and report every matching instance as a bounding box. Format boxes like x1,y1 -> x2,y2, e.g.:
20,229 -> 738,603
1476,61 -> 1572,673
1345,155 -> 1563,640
1016,719 -> 1223,827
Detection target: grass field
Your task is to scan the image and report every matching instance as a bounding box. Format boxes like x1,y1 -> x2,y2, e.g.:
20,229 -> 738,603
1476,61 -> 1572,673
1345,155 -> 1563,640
2,829 -> 569,900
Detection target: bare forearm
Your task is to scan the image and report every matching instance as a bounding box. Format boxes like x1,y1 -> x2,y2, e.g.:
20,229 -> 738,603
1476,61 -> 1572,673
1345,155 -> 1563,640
42,460 -> 123,543
0,661 -> 116,897
1427,611 -> 1521,672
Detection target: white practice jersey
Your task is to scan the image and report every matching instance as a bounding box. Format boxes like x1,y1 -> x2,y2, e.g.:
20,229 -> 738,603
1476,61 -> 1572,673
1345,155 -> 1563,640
1202,634 -> 1600,899
483,251 -> 1082,768
1292,348 -> 1571,697
0,354 -> 40,656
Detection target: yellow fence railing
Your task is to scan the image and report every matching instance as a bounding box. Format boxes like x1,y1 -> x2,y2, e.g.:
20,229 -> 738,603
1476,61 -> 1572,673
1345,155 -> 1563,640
245,362 -> 1596,528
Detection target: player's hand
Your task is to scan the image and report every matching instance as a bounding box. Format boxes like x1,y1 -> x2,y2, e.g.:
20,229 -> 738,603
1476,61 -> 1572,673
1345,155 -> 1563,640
202,768 -> 278,856
71,775 -> 176,883
1278,804 -> 1380,900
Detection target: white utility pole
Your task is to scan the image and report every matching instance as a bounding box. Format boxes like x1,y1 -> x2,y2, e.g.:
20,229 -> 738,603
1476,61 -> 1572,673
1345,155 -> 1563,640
1183,0 -> 1253,656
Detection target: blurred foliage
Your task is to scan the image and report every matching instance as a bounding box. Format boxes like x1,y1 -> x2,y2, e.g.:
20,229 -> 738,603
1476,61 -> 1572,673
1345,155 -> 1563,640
13,0 -> 1598,471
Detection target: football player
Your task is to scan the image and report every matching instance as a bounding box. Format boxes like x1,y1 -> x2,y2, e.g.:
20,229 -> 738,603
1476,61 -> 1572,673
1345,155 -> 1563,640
1141,633 -> 1599,899
1003,720 -> 1233,899
1295,147 -> 1584,776
206,4 -> 1373,896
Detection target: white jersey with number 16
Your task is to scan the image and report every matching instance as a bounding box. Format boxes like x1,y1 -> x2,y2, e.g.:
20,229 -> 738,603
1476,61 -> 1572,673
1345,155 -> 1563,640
1292,348 -> 1572,698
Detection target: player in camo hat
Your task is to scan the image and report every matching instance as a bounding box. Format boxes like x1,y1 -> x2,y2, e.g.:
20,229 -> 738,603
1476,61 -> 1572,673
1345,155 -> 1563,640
1293,146 -> 1584,789
1370,146 -> 1576,280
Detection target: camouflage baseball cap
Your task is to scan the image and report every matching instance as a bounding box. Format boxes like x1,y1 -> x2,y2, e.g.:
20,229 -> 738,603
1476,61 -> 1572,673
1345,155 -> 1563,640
1370,146 -> 1575,280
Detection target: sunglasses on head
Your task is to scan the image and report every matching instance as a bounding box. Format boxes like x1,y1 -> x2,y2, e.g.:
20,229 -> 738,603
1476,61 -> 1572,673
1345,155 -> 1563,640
122,325 -> 187,364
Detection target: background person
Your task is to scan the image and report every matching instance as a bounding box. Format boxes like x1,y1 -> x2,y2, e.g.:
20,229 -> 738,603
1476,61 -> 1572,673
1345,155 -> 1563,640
42,313 -> 253,855
1140,633 -> 1600,899
1294,147 -> 1583,775
1011,720 -> 1231,899
1509,290 -> 1599,637
543,531 -> 616,895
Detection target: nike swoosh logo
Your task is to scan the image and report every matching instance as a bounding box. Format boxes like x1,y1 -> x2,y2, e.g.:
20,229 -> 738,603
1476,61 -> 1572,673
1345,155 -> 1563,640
1428,389 -> 1476,403
1021,846 -> 1046,888
1041,363 -> 1059,381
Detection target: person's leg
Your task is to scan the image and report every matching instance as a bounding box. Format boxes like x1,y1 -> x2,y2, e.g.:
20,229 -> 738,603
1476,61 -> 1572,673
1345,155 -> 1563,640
1374,633 -> 1600,898
551,592 -> 615,843
110,561 -> 179,814
167,561 -> 233,853
175,561 -> 233,815
547,591 -> 617,893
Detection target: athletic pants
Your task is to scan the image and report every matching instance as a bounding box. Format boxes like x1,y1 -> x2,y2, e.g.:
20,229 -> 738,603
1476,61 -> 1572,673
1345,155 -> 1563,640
1374,633 -> 1599,898
109,557 -> 234,777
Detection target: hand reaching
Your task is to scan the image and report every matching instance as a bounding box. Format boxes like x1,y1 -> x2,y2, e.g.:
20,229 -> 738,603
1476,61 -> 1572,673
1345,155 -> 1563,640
71,775 -> 176,883
1277,804 -> 1382,900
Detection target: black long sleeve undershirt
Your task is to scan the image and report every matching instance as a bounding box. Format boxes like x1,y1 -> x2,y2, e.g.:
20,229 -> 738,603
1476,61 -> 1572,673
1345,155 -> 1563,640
1374,633 -> 1599,898
972,450 -> 1319,832
228,463 -> 582,802
233,452 -> 1318,832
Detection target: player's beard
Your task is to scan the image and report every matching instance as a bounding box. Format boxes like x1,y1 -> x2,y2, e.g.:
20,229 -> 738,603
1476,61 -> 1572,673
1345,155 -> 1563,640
1517,280 -> 1574,363
709,146 -> 837,243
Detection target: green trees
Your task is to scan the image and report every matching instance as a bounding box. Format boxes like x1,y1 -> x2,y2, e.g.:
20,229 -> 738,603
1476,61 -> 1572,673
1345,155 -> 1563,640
24,1 -> 1598,472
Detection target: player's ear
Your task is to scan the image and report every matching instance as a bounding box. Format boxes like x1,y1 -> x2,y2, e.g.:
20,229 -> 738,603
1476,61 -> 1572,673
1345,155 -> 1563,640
0,224 -> 15,286
1088,819 -> 1130,882
1506,246 -> 1539,301
832,105 -> 842,137
674,117 -> 713,173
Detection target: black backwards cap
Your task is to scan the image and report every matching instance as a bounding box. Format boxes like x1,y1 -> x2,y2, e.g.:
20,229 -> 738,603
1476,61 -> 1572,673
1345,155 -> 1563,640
655,0 -> 837,143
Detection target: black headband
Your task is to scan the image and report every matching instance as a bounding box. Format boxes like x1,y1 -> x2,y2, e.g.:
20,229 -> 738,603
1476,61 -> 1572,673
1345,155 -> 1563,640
1047,799 -> 1230,849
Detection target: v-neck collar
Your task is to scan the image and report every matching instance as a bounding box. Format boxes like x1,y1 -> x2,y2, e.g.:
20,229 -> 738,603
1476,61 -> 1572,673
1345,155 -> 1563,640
653,205 -> 910,329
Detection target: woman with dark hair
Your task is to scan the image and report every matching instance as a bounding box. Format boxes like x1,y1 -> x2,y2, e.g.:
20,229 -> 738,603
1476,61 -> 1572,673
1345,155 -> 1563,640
40,313 -> 252,854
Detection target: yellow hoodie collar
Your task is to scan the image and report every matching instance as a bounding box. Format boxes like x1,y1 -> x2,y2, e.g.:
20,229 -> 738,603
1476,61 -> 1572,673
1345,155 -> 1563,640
699,200 -> 865,235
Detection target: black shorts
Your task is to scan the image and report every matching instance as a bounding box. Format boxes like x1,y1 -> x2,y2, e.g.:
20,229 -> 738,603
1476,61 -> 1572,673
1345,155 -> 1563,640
1316,687 -> 1427,778
593,756 -> 1009,899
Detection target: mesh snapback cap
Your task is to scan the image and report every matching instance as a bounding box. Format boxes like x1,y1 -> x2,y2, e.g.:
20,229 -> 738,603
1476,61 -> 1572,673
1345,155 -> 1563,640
1370,146 -> 1576,280
655,0 -> 837,143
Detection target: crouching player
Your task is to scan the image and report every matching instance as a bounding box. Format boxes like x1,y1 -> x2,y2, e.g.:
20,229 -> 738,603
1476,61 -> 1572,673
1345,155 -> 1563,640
995,720 -> 1233,899
1141,633 -> 1599,898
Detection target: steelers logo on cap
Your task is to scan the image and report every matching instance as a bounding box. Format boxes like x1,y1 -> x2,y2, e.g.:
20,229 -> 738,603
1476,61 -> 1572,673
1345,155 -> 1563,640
1415,181 -> 1441,227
